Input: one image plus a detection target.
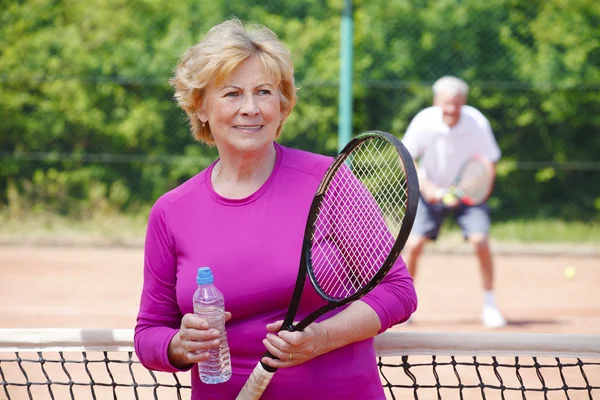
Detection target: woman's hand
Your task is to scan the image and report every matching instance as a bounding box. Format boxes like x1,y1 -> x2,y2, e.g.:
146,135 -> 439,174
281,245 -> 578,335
260,320 -> 330,369
168,312 -> 232,369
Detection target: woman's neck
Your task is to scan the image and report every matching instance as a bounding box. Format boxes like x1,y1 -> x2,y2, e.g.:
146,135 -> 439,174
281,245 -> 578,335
211,144 -> 277,199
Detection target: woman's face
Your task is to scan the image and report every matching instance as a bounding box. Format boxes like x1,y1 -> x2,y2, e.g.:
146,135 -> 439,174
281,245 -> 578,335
198,56 -> 282,157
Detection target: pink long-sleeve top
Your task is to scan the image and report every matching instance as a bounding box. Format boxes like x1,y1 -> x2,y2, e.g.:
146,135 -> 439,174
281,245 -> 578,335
134,143 -> 417,399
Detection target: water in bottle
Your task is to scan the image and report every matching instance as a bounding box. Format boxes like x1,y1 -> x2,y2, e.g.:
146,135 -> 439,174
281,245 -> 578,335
193,266 -> 232,384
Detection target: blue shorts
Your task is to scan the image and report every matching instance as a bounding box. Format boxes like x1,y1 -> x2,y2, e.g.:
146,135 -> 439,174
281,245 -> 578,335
411,197 -> 491,240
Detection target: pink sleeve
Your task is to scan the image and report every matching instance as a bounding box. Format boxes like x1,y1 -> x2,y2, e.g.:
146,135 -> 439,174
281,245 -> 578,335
134,198 -> 190,373
361,255 -> 417,333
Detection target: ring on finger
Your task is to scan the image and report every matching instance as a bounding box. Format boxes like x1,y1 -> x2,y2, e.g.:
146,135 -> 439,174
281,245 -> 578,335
288,352 -> 293,361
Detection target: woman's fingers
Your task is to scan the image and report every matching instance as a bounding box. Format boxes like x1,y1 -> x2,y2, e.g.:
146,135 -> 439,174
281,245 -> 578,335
182,311 -> 232,330
178,313 -> 222,353
265,320 -> 284,333
169,312 -> 233,368
261,331 -> 310,368
261,338 -> 302,368
261,321 -> 330,369
181,313 -> 209,330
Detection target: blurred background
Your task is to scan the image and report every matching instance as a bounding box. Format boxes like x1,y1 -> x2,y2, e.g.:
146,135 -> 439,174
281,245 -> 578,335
1,0 -> 599,244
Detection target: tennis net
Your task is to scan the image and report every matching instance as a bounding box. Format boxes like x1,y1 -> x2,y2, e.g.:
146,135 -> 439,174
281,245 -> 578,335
1,329 -> 599,399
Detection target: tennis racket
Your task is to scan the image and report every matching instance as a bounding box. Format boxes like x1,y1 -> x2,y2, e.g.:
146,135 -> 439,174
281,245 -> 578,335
235,131 -> 419,400
442,154 -> 495,207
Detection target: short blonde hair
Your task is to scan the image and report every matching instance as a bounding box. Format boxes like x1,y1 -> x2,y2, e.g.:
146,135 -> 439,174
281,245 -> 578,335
170,18 -> 297,145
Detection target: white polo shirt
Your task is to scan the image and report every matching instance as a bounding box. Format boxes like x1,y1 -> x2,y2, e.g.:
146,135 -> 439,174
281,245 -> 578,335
402,105 -> 501,189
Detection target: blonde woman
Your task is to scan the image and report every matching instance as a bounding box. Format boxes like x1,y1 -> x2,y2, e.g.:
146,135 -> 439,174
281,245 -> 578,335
134,18 -> 417,399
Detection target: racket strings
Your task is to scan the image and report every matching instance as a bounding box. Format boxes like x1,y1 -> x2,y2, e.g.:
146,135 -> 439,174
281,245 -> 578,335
310,138 -> 409,300
459,161 -> 492,200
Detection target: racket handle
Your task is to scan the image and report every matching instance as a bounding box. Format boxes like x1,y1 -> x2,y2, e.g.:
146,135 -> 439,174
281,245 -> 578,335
236,361 -> 275,400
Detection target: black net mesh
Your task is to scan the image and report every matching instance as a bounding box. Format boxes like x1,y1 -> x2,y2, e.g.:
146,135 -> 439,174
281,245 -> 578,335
2,350 -> 599,399
380,355 -> 600,400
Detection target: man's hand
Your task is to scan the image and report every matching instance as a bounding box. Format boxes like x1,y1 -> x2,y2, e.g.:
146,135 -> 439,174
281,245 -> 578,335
421,184 -> 444,204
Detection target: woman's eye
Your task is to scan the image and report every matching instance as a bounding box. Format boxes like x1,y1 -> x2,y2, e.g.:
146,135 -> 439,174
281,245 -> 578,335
224,91 -> 239,98
258,89 -> 271,96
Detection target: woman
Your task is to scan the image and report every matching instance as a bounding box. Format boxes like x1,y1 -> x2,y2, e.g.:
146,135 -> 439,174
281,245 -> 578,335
134,18 -> 417,399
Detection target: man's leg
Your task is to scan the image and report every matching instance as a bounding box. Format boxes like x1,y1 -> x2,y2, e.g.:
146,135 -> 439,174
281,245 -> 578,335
404,198 -> 445,280
401,198 -> 445,324
468,233 -> 493,291
457,204 -> 506,328
404,235 -> 429,280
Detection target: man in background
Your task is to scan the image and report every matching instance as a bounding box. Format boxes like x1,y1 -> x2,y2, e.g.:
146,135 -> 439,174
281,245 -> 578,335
401,76 -> 506,328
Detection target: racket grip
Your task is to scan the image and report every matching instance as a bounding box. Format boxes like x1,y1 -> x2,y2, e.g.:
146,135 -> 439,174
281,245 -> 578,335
236,361 -> 275,400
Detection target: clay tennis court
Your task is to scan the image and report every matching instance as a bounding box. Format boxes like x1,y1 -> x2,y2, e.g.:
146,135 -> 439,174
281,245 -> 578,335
2,244 -> 598,333
1,244 -> 599,399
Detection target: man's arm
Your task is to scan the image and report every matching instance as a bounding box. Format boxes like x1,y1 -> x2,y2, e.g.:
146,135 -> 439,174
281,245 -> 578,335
414,160 -> 445,204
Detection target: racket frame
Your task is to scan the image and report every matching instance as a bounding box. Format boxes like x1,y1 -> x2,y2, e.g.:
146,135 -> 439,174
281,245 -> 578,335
294,131 -> 418,331
450,154 -> 496,206
236,131 -> 419,396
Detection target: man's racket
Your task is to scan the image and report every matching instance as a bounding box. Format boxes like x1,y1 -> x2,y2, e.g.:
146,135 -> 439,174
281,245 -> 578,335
442,154 -> 495,207
236,131 -> 419,400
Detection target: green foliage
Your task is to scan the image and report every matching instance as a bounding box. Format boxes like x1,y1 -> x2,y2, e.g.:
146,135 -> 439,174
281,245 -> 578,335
1,0 -> 599,222
490,219 -> 600,243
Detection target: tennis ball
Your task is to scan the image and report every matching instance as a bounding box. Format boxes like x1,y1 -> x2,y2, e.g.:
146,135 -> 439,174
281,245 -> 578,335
442,193 -> 459,207
563,266 -> 576,280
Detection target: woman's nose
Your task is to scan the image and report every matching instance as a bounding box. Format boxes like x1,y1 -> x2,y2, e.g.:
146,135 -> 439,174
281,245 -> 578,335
240,95 -> 259,115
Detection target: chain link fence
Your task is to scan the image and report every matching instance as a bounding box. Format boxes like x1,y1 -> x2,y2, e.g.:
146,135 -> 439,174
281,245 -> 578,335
1,0 -> 599,221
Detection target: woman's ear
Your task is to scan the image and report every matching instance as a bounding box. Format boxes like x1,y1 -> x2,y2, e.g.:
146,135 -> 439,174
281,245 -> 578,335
196,109 -> 207,124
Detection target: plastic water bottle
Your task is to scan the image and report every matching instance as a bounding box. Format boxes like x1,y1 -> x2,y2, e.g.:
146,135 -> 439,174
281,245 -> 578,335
193,267 -> 232,384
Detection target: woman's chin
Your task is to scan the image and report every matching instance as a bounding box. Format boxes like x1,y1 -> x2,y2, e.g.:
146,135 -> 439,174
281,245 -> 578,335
229,136 -> 274,153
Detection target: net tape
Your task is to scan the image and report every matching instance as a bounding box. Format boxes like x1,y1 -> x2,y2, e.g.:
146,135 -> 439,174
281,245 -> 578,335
1,330 -> 599,400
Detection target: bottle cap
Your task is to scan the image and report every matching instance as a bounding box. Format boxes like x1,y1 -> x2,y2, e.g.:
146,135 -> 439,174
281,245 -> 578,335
196,267 -> 215,284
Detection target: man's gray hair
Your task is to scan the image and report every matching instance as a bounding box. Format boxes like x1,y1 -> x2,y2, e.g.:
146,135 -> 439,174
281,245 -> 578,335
432,76 -> 469,97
